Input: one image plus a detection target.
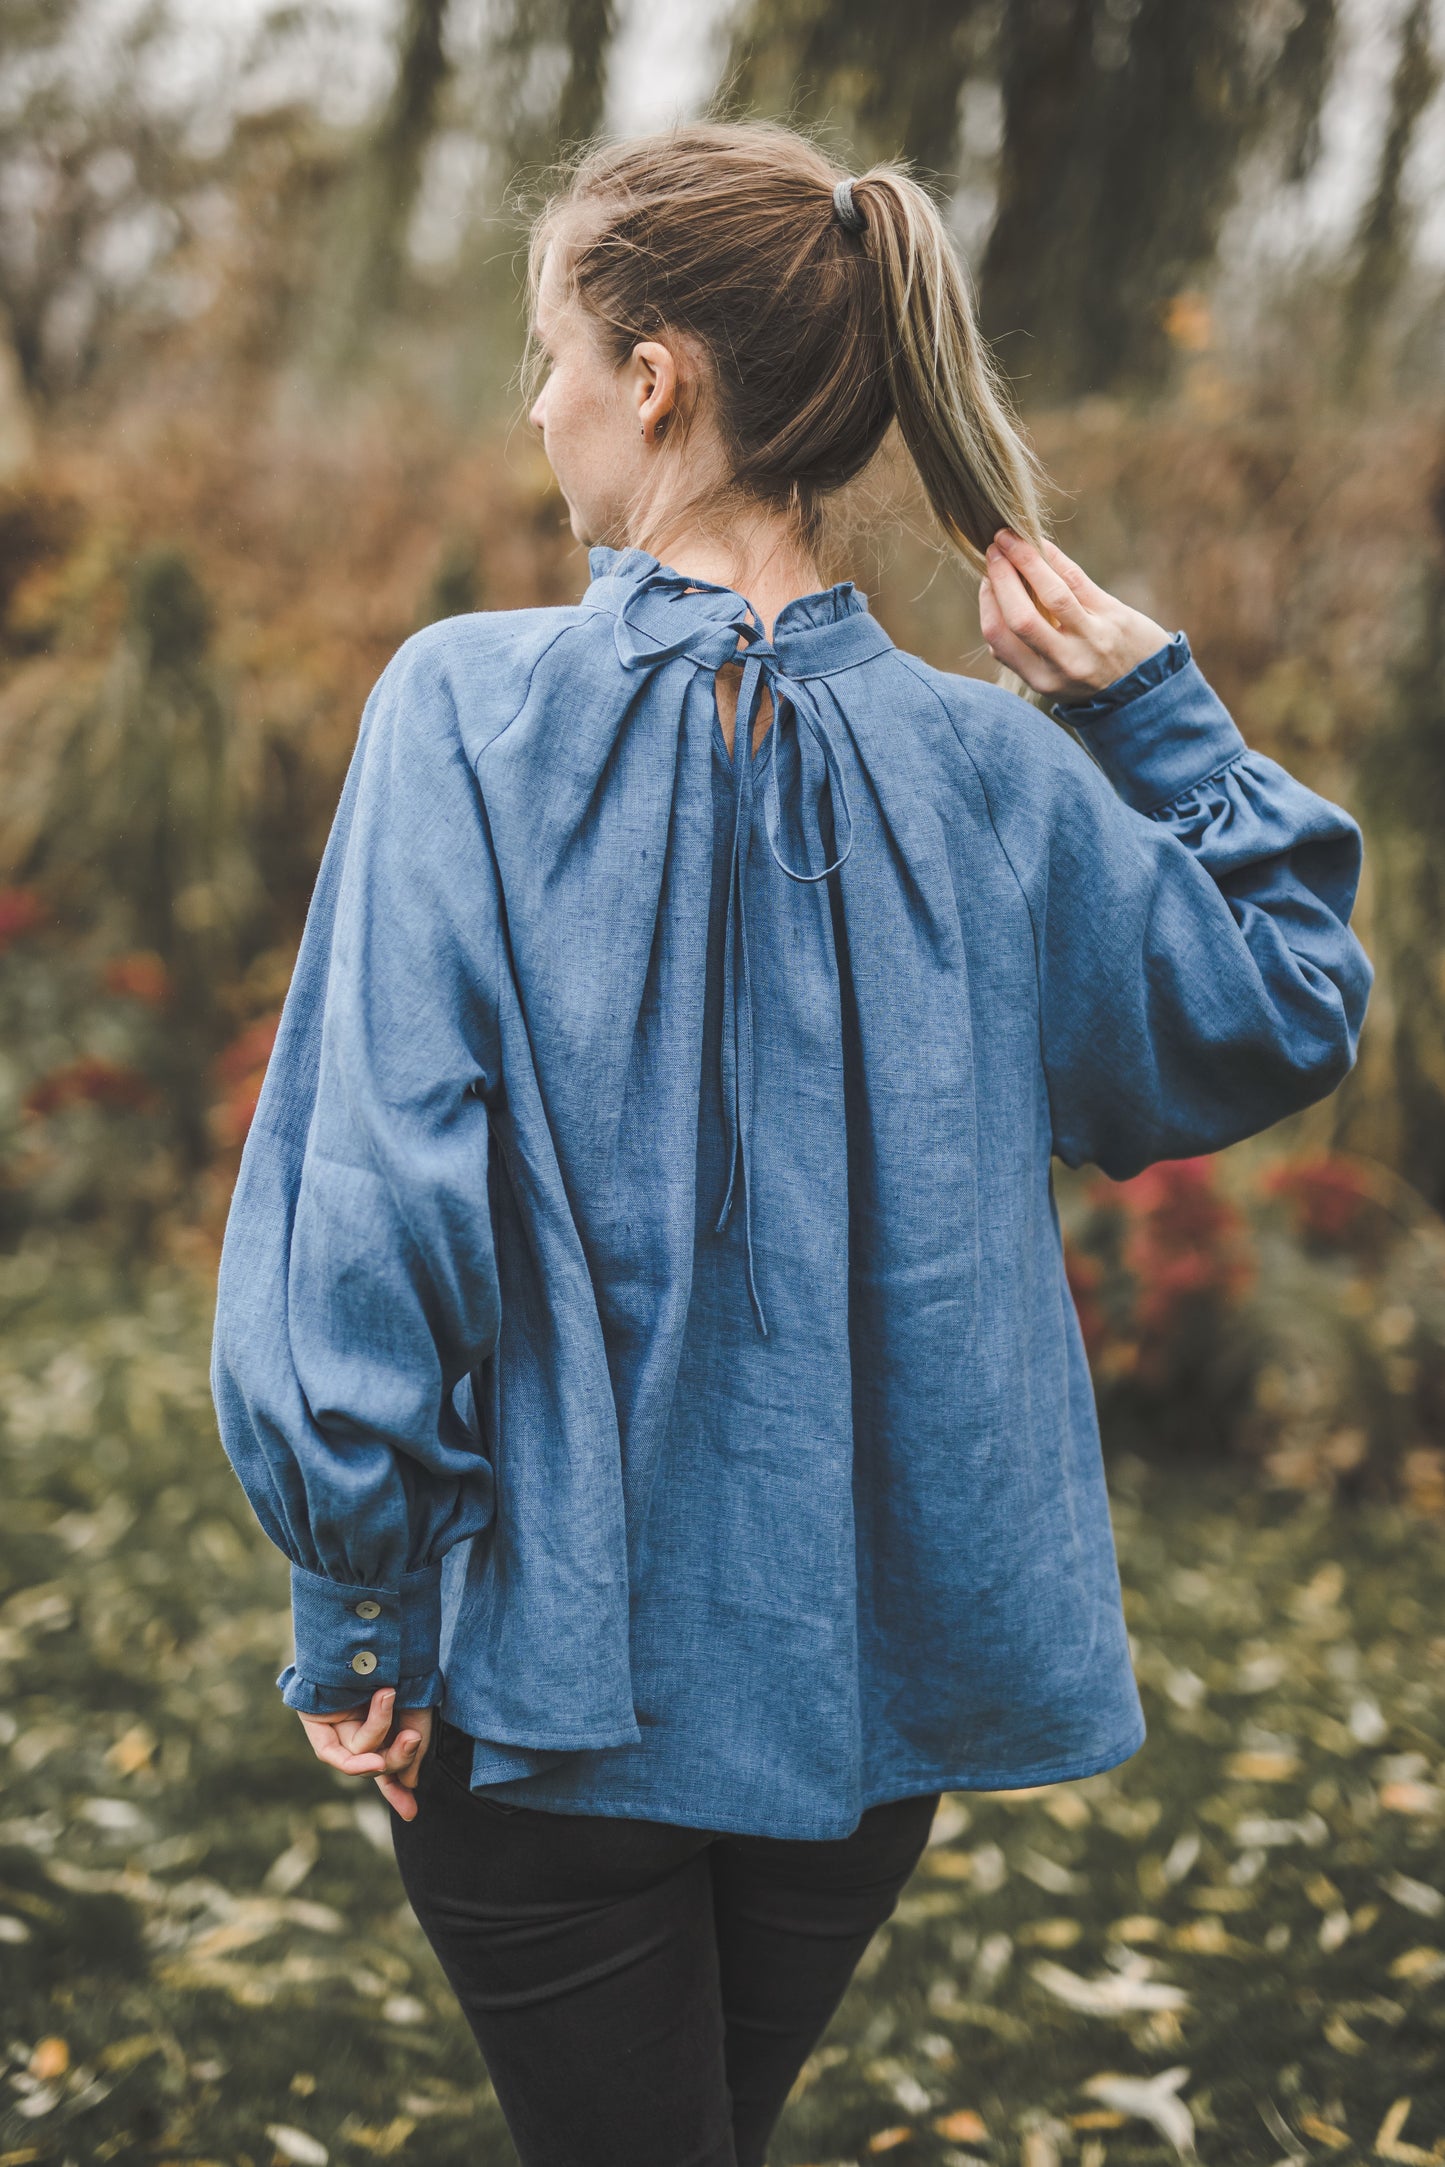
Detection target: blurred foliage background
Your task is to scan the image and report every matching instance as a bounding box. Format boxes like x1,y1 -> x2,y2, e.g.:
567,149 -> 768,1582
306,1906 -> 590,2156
4,0 -> 1445,1506
3,3 -> 1445,2161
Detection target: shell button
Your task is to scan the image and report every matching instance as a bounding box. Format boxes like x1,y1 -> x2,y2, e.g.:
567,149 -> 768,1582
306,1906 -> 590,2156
354,1600 -> 382,1620
351,1650 -> 378,1676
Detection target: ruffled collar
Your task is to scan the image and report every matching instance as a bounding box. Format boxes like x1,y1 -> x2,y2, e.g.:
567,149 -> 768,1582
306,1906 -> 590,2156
582,546 -> 892,678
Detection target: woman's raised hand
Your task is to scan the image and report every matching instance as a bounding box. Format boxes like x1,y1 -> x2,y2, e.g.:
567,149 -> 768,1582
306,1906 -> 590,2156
979,530 -> 1170,704
296,1687 -> 434,1821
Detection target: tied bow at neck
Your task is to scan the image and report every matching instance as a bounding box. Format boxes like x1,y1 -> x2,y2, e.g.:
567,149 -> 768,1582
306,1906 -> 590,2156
609,565 -> 856,1338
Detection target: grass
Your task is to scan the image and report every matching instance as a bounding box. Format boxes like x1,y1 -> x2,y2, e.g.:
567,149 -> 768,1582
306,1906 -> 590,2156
0,1241 -> 1443,2167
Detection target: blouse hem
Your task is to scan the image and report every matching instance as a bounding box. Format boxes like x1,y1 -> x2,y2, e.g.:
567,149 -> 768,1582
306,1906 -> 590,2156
463,1715 -> 1149,1841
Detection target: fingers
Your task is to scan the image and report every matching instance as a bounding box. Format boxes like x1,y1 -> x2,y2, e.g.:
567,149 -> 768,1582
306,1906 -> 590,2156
297,1716 -> 391,1776
983,546 -> 1072,674
349,1688 -> 397,1755
376,1771 -> 419,1820
379,1727 -> 423,1775
393,1737 -> 425,1790
297,1687 -> 414,1778
1036,537 -> 1108,606
991,531 -> 1087,630
979,577 -> 1057,689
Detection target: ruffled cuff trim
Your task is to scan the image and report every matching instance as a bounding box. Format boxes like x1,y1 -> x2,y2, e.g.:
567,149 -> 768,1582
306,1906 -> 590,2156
278,1663 -> 445,1716
1055,652 -> 1250,816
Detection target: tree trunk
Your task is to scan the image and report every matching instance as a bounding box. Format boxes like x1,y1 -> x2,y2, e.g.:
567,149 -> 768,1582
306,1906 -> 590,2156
1338,0 -> 1439,397
727,0 -> 986,180
981,0 -> 1265,403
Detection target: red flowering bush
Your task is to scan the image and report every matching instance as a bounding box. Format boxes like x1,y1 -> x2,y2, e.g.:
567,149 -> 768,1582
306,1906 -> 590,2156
211,1012 -> 281,1149
1259,1151 -> 1399,1262
1058,1147 -> 1445,1506
101,950 -> 173,1007
24,1056 -> 159,1117
1060,1156 -> 1258,1418
0,887 -> 43,951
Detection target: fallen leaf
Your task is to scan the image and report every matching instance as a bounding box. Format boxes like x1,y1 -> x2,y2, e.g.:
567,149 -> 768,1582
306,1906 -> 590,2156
334,2117 -> 416,2157
867,2129 -> 913,2153
1379,1783 -> 1444,1816
1298,2112 -> 1350,2149
1170,1917 -> 1250,1956
1389,1946 -> 1445,1984
1021,2128 -> 1062,2167
1044,1791 -> 1091,1829
1017,1917 -> 1083,1949
933,2111 -> 988,2142
1109,1915 -> 1166,1942
1161,1831 -> 1201,1884
13,2090 -> 61,2122
27,2040 -> 68,2082
105,1723 -> 156,1774
922,1849 -> 975,1882
1233,1812 -> 1329,1849
1030,1958 -> 1188,2015
381,1995 -> 427,2026
266,2127 -> 328,2167
1374,2096 -> 1437,2165
1017,1847 -> 1085,1895
263,1831 -> 319,1895
1225,1752 -> 1300,1783
1380,1872 -> 1445,1917
98,2034 -> 165,2074
1189,1885 -> 1255,1912
1079,2066 -> 1196,2159
1322,2012 -> 1366,2054
927,1799 -> 972,1847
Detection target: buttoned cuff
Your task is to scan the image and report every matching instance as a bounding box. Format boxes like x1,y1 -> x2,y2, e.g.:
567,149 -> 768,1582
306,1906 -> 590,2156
1054,649 -> 1249,816
280,1560 -> 444,1703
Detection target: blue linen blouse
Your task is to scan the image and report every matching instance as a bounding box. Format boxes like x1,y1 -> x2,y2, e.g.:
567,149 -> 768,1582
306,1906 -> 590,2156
211,545 -> 1373,1839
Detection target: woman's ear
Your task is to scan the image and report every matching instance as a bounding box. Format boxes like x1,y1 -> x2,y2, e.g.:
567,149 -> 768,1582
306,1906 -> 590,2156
632,338 -> 680,443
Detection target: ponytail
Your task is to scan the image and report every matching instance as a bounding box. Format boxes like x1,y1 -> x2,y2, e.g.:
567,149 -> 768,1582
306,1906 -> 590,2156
846,165 -> 1050,574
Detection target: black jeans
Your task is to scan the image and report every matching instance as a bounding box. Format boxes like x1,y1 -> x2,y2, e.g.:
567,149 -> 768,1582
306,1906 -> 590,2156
391,1718 -> 940,2167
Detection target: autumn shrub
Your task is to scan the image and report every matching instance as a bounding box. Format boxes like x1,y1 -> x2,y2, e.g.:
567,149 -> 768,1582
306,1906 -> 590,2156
1058,1148 -> 1445,1512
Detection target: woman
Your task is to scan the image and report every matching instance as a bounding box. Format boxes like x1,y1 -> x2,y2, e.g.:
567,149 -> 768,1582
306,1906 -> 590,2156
212,121 -> 1372,2167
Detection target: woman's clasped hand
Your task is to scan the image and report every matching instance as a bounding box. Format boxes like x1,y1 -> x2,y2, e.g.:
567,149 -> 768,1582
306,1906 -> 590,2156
979,528 -> 1171,703
296,1687 -> 434,1820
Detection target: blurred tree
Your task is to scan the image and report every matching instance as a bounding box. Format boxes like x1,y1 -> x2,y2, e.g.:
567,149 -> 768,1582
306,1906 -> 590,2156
1275,0 -> 1339,185
1338,0 -> 1440,397
423,536 -> 484,623
556,0 -> 617,153
726,0 -> 987,180
1357,448 -> 1445,1215
311,0 -> 455,366
31,550 -> 264,1170
0,0 -> 194,401
489,0 -> 617,170
979,0 -> 1283,401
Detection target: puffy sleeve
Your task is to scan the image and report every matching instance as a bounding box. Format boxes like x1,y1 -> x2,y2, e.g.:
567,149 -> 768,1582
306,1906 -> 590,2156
985,637 -> 1374,1178
210,631 -> 503,1714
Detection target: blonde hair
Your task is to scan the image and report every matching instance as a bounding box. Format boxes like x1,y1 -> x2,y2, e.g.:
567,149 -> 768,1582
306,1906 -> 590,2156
526,119 -> 1049,578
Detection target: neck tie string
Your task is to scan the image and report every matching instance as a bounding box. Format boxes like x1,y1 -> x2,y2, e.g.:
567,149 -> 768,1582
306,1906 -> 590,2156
611,567 -> 856,1336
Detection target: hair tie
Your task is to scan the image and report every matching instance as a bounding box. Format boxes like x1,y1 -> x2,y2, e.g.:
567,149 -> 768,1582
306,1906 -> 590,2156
832,177 -> 866,235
